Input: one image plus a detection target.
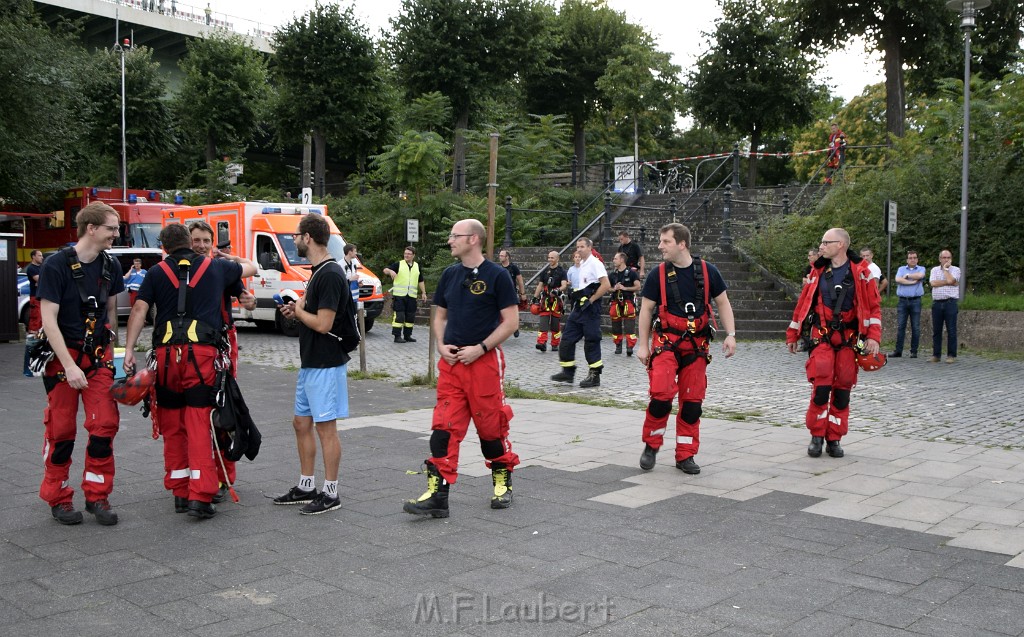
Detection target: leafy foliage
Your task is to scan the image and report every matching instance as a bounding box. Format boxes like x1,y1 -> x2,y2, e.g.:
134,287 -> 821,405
370,130 -> 449,202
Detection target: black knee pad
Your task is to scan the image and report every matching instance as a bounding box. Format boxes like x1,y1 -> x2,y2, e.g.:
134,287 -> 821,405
680,402 -> 702,424
813,385 -> 832,406
51,440 -> 74,465
87,435 -> 113,459
480,438 -> 504,460
429,430 -> 450,458
648,398 -> 673,419
832,389 -> 851,410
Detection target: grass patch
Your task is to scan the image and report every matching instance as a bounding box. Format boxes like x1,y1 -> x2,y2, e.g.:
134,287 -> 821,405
502,383 -> 645,409
348,370 -> 392,381
881,292 -> 1023,311
282,363 -> 298,372
703,407 -> 765,422
401,374 -> 437,388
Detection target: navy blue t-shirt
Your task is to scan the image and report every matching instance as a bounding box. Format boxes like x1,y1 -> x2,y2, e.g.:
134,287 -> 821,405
433,259 -> 519,346
818,262 -> 854,313
642,259 -> 727,319
26,263 -> 41,297
138,250 -> 242,331
609,267 -> 640,301
37,250 -> 124,342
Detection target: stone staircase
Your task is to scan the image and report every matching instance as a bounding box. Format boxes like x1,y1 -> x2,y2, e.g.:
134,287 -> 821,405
512,189 -> 803,341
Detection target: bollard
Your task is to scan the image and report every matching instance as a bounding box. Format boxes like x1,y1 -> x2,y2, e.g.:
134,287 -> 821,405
731,142 -> 741,190
669,197 -> 677,224
571,155 -> 578,188
602,195 -> 613,256
783,191 -> 790,215
723,185 -> 732,245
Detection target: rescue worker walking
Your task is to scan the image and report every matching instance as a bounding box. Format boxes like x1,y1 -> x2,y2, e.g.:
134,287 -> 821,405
531,251 -> 567,353
551,237 -> 610,388
23,249 -> 44,377
404,219 -> 520,518
36,203 -> 125,525
124,223 -> 255,519
189,221 -> 257,502
383,246 -> 427,343
636,224 -> 736,475
786,228 -> 882,459
608,251 -> 641,356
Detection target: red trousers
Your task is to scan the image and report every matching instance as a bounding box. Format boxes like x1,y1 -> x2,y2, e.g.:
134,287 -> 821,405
27,297 -> 42,333
156,344 -> 220,502
641,343 -> 708,461
428,348 -> 519,484
536,311 -> 562,348
804,343 -> 858,440
609,299 -> 637,348
39,345 -> 120,506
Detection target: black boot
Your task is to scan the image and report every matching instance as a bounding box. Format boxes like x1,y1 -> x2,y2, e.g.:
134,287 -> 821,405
676,456 -> 701,474
639,444 -> 658,471
536,343 -> 546,352
626,347 -> 634,357
187,500 -> 216,519
403,463 -> 450,518
551,366 -> 576,383
808,436 -> 824,458
826,440 -> 845,458
393,328 -> 405,343
579,367 -> 602,388
403,328 -> 416,343
491,466 -> 513,509
615,342 -> 623,355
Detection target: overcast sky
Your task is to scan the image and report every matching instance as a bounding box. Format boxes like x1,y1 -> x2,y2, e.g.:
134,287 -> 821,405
209,0 -> 884,103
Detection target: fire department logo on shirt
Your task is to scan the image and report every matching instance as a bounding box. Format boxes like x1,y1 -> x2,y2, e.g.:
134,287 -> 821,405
468,280 -> 487,295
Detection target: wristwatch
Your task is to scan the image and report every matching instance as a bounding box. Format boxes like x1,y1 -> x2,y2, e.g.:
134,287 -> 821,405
727,332 -> 736,337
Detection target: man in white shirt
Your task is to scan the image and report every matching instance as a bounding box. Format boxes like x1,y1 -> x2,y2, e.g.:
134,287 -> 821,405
859,247 -> 888,294
929,249 -> 961,363
551,237 -> 610,388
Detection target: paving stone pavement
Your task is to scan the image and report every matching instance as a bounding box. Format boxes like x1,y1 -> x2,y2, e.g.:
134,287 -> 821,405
4,334 -> 1024,636
236,323 -> 1024,449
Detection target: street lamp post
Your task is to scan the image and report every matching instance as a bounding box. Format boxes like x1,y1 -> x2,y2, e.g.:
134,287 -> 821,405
113,15 -> 131,203
946,0 -> 989,299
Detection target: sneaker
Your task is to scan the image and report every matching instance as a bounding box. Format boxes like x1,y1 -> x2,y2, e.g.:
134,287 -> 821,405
24,370 -> 34,377
85,499 -> 119,526
272,486 -> 318,505
639,444 -> 657,471
536,343 -> 547,353
945,357 -> 956,364
187,500 -> 216,519
174,496 -> 189,513
491,468 -> 513,509
51,502 -> 83,525
929,356 -> 940,363
299,492 -> 342,515
212,484 -> 229,504
676,456 -> 701,475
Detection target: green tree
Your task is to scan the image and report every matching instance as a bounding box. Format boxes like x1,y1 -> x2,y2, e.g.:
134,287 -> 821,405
688,0 -> 819,186
273,4 -> 391,195
788,0 -> 1023,138
370,130 -> 449,202
522,0 -> 643,168
389,0 -> 553,191
0,1 -> 93,206
176,32 -> 270,165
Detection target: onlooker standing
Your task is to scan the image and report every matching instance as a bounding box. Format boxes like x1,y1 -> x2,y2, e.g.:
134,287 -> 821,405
618,230 -> 645,276
123,258 -> 147,307
497,249 -> 527,338
859,247 -> 888,294
204,2 -> 212,25
403,219 -> 520,518
36,203 -> 124,525
23,249 -> 44,377
565,251 -> 582,290
551,237 -> 610,388
929,249 -> 961,363
824,121 -> 846,185
274,214 -> 358,515
383,246 -> 427,343
802,248 -> 819,286
892,250 -> 926,358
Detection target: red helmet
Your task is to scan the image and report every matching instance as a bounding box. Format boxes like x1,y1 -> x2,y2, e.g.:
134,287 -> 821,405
110,368 -> 156,405
530,301 -> 542,315
856,351 -> 887,372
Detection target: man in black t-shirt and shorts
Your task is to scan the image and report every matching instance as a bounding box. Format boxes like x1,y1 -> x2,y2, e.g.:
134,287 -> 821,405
404,219 -> 521,518
274,214 -> 358,515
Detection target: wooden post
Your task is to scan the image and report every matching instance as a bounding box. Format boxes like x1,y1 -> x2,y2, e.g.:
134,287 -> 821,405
485,132 -> 499,259
357,307 -> 367,373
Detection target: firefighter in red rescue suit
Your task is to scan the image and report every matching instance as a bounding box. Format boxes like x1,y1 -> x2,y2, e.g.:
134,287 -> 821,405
786,228 -> 882,459
37,203 -> 125,525
124,223 -> 256,519
531,251 -> 567,353
609,251 -> 641,356
636,224 -> 736,475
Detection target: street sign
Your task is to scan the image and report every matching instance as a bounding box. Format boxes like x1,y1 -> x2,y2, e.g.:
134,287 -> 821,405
406,219 -> 419,243
885,200 -> 898,233
300,188 -> 313,205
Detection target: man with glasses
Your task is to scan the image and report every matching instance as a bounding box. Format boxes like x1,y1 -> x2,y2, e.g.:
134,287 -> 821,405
36,203 -> 124,525
892,250 -> 926,358
929,250 -> 961,363
787,228 -> 881,459
404,219 -> 520,518
383,246 -> 427,343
